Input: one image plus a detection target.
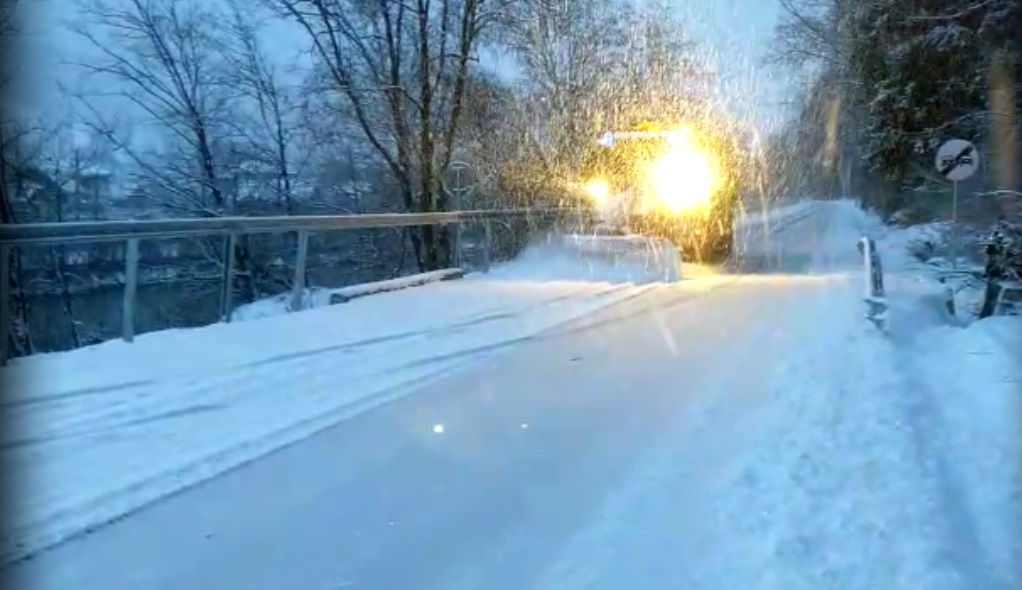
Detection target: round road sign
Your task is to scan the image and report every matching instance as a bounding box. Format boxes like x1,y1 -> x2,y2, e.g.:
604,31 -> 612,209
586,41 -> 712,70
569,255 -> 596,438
935,138 -> 979,182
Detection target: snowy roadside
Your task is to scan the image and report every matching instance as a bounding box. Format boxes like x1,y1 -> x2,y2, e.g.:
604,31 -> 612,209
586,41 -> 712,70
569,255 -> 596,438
875,217 -> 1022,587
1,276 -> 673,565
909,316 -> 1021,585
232,268 -> 467,321
535,203 -> 1019,589
872,218 -> 995,320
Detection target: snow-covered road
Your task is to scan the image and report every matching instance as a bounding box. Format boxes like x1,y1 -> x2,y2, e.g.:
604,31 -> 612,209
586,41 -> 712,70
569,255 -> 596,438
6,201 -> 1019,589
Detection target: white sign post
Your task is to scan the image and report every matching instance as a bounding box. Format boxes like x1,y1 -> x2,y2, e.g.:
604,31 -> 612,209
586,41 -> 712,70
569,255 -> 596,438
935,138 -> 980,268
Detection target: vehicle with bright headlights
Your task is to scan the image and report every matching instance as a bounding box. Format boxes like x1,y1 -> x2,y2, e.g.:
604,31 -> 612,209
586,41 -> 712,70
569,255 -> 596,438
576,121 -> 742,262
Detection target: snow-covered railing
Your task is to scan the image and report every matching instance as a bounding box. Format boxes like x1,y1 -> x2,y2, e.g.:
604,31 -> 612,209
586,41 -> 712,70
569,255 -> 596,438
737,199 -> 813,227
0,207 -> 564,364
858,236 -> 888,330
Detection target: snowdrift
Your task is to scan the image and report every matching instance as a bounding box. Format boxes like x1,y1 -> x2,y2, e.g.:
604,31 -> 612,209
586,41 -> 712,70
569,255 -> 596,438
492,235 -> 683,284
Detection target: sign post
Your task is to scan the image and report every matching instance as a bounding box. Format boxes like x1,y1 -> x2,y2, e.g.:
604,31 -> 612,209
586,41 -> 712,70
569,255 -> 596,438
935,139 -> 980,269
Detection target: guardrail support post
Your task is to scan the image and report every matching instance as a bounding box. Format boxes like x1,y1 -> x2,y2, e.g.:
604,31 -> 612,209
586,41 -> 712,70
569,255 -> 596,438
482,219 -> 493,273
1,245 -> 10,366
220,233 -> 237,323
453,222 -> 462,269
290,229 -> 309,312
122,238 -> 140,342
859,236 -> 888,330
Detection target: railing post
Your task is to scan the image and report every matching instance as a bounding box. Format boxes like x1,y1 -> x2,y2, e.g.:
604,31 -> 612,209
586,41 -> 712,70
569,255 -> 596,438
290,229 -> 309,312
122,238 -> 140,342
871,239 -> 885,297
220,233 -> 237,323
1,245 -> 10,366
453,222 -> 462,269
482,219 -> 493,273
859,236 -> 888,329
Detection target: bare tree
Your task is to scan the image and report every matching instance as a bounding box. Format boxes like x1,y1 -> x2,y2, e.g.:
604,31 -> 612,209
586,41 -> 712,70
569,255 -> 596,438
67,0 -> 272,303
263,0 -> 505,270
770,0 -> 855,70
221,0 -> 313,213
493,0 -> 712,200
0,0 -> 27,223
1,0 -> 45,357
498,0 -> 631,179
0,118 -> 117,351
68,0 -> 237,215
768,0 -> 865,202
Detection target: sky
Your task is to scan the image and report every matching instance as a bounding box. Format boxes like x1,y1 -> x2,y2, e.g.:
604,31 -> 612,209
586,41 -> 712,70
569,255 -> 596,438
27,0 -> 793,144
668,0 -> 791,130
473,0 -> 792,133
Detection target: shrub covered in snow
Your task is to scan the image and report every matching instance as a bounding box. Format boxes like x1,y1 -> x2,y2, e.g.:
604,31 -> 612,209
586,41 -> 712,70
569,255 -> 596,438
983,219 -> 1022,283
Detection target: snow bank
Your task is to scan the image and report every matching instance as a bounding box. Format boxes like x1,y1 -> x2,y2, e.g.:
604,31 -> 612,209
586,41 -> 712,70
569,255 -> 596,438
738,199 -> 814,227
231,269 -> 466,321
501,236 -> 683,283
0,275 -> 661,565
873,217 -> 993,323
873,211 -> 1021,587
876,221 -> 951,268
911,316 -> 1022,586
329,268 -> 465,303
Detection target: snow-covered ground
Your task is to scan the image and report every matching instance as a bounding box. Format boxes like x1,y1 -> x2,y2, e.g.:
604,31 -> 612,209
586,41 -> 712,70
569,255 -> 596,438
232,269 -> 467,321
5,200 -> 1018,590
872,219 -> 992,320
532,202 -> 1020,589
0,235 -> 705,565
738,197 -> 814,226
872,212 -> 1022,587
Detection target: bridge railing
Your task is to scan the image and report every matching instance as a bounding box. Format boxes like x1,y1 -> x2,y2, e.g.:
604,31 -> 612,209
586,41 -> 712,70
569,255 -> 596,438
858,236 -> 888,331
0,208 -> 568,364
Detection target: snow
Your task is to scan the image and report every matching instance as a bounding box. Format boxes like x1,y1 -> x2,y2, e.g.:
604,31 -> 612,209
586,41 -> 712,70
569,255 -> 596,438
502,236 -> 683,283
5,200 -> 1017,588
874,212 -> 1022,588
912,317 -> 1022,586
0,237 -> 697,565
231,269 -> 467,321
534,201 -> 1021,589
738,198 -> 814,226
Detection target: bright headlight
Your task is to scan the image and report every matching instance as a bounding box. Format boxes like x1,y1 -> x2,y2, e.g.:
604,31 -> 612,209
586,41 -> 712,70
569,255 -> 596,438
585,179 -> 610,202
648,148 -> 717,213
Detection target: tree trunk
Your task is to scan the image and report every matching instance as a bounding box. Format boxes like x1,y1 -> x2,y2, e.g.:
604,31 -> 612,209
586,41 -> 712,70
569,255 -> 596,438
1,167 -> 35,356
51,247 -> 81,349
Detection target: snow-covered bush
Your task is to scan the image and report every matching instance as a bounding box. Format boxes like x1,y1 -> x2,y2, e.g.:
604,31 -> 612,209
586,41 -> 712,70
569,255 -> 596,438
984,219 -> 1022,283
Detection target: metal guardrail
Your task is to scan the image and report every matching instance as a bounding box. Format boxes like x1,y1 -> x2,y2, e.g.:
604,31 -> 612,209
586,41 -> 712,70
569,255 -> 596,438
0,207 -> 564,364
0,208 -> 559,246
858,236 -> 888,331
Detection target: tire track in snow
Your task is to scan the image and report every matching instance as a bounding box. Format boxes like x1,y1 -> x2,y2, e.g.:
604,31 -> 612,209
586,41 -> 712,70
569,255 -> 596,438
3,284 -> 635,411
535,203 -> 986,590
683,274 -> 977,590
2,284 -> 643,444
884,276 -> 1014,590
1,281 -> 676,564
